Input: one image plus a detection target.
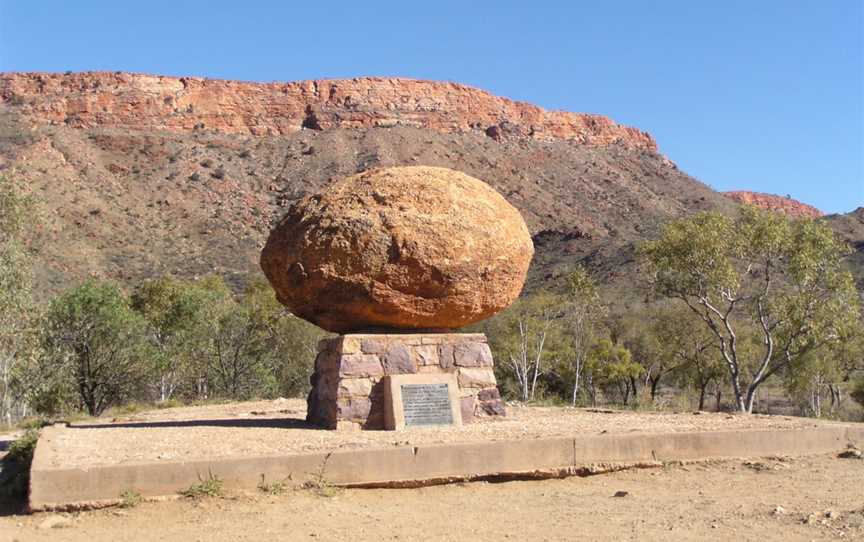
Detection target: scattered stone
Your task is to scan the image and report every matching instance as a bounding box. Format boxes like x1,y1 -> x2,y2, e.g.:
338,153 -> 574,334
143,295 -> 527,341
838,446 -> 863,459
37,514 -> 72,529
772,506 -> 786,516
743,460 -> 772,472
613,491 -> 629,498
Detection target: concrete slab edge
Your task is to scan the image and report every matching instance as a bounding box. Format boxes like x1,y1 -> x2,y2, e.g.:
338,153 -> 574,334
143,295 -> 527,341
29,424 -> 864,511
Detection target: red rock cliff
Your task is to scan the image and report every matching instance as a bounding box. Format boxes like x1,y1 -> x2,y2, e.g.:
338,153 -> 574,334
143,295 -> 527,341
0,72 -> 657,150
724,191 -> 823,218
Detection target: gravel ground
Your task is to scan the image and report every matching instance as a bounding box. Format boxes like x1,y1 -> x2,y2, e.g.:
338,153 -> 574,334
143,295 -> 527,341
39,399 -> 841,469
5,453 -> 863,541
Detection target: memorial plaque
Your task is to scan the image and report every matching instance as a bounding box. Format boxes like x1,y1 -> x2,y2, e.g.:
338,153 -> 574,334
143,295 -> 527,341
383,373 -> 463,430
401,383 -> 454,426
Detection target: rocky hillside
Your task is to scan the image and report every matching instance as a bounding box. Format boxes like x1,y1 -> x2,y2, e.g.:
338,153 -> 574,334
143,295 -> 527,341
723,191 -> 824,218
824,207 -> 864,287
0,72 -> 857,301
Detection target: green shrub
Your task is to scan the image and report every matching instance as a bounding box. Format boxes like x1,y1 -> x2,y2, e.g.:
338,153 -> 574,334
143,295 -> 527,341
0,428 -> 40,500
179,472 -> 224,498
119,489 -> 143,508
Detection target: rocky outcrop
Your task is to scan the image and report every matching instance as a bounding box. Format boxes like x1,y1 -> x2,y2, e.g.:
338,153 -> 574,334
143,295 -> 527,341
724,191 -> 823,218
260,166 -> 534,333
0,71 -> 657,149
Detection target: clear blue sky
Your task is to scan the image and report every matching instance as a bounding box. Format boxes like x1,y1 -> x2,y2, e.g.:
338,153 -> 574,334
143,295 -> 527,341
1,1 -> 861,213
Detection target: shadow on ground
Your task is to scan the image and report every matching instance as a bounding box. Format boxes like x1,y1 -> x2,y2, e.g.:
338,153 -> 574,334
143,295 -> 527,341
68,417 -> 316,430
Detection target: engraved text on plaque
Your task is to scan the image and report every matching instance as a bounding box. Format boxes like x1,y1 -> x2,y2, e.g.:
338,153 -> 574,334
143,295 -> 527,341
401,383 -> 454,426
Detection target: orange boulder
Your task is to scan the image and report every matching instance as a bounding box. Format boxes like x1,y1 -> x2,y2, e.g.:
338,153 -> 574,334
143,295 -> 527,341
260,166 -> 534,333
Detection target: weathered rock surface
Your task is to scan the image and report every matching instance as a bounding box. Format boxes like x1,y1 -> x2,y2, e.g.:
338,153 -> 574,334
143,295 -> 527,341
0,72 -> 657,149
260,166 -> 533,332
723,191 -> 823,218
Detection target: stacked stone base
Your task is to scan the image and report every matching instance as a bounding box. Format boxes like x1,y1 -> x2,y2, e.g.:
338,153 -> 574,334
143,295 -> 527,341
307,333 -> 506,430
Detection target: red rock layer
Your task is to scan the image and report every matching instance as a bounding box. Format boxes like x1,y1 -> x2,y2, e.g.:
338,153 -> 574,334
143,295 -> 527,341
724,191 -> 823,218
0,72 -> 657,150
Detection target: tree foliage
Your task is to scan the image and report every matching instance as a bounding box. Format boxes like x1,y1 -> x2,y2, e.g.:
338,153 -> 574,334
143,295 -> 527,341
641,207 -> 861,413
16,275 -> 328,418
485,293 -> 567,402
40,280 -> 151,416
584,338 -> 641,405
558,267 -> 606,405
0,177 -> 38,424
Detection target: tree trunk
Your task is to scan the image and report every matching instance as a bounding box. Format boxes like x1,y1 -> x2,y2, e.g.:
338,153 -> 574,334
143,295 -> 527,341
744,386 -> 759,414
828,384 -> 841,413
697,382 -> 707,411
650,376 -> 661,401
629,376 -> 639,402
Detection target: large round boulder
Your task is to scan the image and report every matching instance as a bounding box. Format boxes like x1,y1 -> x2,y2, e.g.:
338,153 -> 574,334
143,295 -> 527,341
260,166 -> 534,333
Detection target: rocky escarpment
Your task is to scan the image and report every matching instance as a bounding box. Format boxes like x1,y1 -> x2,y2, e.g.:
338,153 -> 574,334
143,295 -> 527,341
0,72 -> 657,150
0,71 -> 794,302
723,191 -> 823,218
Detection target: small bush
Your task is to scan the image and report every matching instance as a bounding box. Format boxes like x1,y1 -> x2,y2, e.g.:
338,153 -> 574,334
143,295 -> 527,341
302,454 -> 340,497
257,475 -> 288,495
119,489 -> 143,508
7,429 -> 39,463
0,428 -> 40,500
179,472 -> 224,499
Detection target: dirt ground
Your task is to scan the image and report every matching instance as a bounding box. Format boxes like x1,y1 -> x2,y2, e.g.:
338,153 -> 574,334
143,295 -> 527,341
41,399 -> 834,468
1,453 -> 861,541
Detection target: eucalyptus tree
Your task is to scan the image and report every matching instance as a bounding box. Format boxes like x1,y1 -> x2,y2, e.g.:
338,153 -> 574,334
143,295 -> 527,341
641,207 -> 861,413
131,277 -> 224,401
651,303 -> 725,410
41,280 -> 151,416
486,293 -> 565,402
561,267 -> 606,405
0,178 -> 37,424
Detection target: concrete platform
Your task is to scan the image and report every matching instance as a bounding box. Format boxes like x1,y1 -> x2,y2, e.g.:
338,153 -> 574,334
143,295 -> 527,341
29,419 -> 864,511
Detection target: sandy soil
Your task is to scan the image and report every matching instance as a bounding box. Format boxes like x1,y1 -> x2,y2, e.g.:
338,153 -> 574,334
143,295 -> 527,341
42,399 -> 837,468
3,453 -> 862,541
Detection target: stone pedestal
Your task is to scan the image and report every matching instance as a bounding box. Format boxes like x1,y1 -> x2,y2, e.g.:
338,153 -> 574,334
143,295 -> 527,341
307,333 -> 506,430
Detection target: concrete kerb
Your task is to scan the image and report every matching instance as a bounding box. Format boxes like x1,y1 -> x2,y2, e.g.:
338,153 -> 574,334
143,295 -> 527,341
28,424 -> 864,511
